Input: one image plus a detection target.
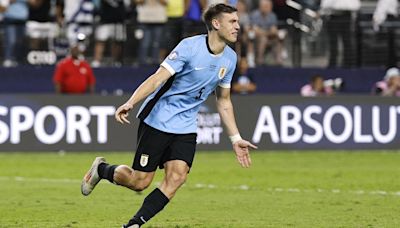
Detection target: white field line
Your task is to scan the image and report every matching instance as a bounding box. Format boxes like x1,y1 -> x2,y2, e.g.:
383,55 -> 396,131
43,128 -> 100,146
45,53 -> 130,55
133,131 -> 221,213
1,176 -> 400,197
0,176 -> 81,183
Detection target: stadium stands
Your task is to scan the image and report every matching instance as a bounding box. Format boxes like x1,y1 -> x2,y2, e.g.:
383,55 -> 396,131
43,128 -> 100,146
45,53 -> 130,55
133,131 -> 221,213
0,1 -> 398,94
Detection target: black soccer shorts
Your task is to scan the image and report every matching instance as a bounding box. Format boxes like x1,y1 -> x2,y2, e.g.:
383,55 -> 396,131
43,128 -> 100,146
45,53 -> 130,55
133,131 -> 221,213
132,121 -> 197,172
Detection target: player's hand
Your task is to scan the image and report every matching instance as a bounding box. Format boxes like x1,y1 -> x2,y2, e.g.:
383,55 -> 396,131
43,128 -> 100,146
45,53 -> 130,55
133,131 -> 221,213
233,139 -> 257,168
115,103 -> 133,124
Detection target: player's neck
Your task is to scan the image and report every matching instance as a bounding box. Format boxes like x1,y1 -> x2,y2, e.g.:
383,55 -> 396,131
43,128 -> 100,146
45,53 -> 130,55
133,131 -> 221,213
207,32 -> 226,55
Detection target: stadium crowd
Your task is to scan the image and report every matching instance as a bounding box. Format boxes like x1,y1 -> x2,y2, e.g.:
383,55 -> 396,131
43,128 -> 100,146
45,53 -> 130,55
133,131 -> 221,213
0,0 -> 399,96
0,0 -> 398,67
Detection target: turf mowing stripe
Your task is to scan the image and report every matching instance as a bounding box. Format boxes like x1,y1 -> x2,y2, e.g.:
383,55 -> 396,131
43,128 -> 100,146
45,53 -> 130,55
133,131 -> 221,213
1,176 -> 400,197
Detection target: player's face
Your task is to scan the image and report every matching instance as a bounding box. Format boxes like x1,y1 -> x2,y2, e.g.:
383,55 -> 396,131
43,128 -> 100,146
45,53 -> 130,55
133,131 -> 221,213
218,12 -> 240,43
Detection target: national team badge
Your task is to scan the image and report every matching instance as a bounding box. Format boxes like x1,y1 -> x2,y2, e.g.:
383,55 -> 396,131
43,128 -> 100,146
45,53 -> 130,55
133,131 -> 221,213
168,51 -> 178,60
218,67 -> 227,79
140,154 -> 149,167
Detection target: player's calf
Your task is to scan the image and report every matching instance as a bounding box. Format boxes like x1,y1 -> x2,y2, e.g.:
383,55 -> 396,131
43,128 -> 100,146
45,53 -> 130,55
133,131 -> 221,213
114,165 -> 154,192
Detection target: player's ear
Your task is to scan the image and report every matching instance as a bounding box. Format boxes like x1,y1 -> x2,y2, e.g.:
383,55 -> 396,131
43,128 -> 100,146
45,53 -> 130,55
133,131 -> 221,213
211,18 -> 220,30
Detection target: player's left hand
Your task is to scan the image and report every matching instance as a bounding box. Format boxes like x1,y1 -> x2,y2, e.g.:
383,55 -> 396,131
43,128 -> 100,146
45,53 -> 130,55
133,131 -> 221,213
233,140 -> 257,168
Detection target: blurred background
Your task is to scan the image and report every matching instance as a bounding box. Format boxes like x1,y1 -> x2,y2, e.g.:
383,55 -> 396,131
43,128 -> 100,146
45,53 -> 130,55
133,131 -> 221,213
0,0 -> 400,151
0,0 -> 398,95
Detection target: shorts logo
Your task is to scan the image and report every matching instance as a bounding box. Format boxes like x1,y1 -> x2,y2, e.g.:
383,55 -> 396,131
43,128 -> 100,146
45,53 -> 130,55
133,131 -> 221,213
168,51 -> 178,60
140,154 -> 149,167
218,67 -> 227,79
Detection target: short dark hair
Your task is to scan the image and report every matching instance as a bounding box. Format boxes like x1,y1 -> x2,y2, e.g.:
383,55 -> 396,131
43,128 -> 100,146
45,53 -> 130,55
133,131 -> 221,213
203,3 -> 237,31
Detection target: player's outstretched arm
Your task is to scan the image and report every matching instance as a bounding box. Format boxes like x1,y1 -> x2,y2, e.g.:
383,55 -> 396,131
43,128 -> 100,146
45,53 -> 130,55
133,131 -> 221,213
115,66 -> 173,124
215,87 -> 257,168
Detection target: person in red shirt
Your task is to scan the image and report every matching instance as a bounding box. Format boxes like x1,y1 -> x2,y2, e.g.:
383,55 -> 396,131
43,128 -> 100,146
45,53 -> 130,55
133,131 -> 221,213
53,37 -> 96,94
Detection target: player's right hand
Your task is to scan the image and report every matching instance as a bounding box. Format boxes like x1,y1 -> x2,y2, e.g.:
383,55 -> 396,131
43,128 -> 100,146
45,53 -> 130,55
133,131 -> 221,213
115,103 -> 133,124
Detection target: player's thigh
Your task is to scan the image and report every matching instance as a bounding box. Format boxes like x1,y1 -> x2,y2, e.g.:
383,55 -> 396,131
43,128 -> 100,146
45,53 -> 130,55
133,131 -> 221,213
115,164 -> 155,185
132,169 -> 156,185
132,121 -> 172,172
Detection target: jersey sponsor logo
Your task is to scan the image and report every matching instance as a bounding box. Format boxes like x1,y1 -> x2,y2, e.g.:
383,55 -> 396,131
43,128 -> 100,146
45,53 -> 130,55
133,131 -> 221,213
168,51 -> 178,60
218,67 -> 227,79
140,154 -> 149,167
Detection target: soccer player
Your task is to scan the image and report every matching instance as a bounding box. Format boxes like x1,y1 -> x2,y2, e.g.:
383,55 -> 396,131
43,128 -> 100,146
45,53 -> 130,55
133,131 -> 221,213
81,3 -> 257,227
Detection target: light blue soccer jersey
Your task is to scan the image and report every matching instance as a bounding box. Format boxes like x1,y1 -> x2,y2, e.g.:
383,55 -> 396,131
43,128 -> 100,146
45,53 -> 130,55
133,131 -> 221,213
137,35 -> 237,134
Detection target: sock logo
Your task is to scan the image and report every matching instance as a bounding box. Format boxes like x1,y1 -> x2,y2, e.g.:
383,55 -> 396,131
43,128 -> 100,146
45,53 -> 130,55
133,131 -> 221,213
140,216 -> 147,223
140,154 -> 149,167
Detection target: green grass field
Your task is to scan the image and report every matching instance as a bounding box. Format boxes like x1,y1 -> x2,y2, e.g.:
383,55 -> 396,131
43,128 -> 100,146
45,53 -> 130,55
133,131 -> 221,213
1,151 -> 400,227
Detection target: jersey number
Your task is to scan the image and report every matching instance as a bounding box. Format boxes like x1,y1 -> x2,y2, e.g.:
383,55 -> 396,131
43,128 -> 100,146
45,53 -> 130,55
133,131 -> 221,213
195,87 -> 205,100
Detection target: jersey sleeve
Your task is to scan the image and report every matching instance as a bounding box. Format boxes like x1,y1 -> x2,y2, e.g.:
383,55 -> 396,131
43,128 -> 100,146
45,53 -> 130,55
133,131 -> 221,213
218,56 -> 237,89
161,39 -> 192,75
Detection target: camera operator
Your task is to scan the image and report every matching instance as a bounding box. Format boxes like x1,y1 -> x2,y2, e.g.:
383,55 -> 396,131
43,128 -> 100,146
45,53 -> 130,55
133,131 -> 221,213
300,74 -> 336,97
373,67 -> 400,97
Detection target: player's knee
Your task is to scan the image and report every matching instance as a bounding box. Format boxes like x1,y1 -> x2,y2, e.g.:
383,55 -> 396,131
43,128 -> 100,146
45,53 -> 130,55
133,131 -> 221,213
113,165 -> 131,179
167,172 -> 187,187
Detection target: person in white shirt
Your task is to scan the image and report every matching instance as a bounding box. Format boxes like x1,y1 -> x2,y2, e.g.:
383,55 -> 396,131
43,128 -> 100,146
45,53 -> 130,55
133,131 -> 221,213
373,0 -> 398,67
56,0 -> 95,46
320,0 -> 360,68
373,0 -> 398,30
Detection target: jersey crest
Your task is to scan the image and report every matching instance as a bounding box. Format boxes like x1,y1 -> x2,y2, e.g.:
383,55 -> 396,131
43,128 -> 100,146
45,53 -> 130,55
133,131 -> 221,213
218,67 -> 227,79
168,51 -> 178,60
140,154 -> 149,167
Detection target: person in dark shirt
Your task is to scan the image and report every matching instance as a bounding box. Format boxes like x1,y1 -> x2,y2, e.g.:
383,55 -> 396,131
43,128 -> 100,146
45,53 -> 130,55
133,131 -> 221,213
27,0 -> 56,50
92,0 -> 128,67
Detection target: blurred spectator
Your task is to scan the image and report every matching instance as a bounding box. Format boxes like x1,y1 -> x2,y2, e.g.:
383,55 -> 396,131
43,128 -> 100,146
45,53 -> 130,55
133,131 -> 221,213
243,0 -> 257,10
135,0 -> 167,65
91,0 -> 129,67
27,0 -> 57,51
248,0 -> 283,66
373,0 -> 398,68
207,0 -> 226,6
182,0 -> 207,37
373,0 -> 398,31
227,0 -> 237,6
232,58 -> 257,94
0,0 -> 29,67
273,0 -> 301,67
301,75 -> 334,97
320,0 -> 360,68
162,0 -> 186,56
373,67 -> 400,97
56,0 -> 95,46
235,0 -> 250,59
53,34 -> 96,94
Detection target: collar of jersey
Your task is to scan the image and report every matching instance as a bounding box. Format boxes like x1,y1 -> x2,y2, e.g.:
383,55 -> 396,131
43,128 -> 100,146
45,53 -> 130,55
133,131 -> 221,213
205,35 -> 224,57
